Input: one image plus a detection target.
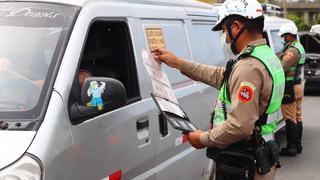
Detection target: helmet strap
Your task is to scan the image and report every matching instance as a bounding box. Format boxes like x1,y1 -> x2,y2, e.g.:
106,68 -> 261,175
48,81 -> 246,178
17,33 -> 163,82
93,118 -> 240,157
226,20 -> 249,55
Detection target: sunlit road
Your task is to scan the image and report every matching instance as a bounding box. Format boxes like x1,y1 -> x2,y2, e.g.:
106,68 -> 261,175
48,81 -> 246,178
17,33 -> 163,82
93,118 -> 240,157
276,92 -> 320,180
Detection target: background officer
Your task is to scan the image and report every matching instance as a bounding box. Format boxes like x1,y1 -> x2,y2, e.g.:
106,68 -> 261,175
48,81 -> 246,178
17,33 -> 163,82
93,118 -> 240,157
277,23 -> 306,156
152,0 -> 285,179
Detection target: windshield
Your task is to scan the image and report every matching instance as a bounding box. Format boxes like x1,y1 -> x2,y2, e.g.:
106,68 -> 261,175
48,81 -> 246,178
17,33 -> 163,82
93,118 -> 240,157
270,30 -> 283,54
0,2 -> 78,119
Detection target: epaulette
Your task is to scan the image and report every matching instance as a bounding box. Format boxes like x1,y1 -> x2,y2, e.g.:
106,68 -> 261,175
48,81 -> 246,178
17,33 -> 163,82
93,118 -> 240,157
237,45 -> 255,60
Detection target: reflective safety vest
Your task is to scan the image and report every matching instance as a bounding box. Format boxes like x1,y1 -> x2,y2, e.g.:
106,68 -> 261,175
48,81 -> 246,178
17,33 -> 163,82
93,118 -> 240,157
284,41 -> 306,81
213,44 -> 285,135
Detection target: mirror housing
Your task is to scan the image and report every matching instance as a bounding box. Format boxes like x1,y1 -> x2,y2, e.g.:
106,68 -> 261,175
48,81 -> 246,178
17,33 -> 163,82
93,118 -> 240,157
70,77 -> 127,123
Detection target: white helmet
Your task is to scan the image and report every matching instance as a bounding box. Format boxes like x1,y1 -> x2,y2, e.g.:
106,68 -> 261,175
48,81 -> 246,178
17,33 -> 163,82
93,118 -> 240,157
277,23 -> 298,36
212,0 -> 264,31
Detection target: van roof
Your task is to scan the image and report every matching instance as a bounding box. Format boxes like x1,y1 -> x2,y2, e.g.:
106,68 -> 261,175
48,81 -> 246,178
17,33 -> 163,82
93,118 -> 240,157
8,0 -> 213,9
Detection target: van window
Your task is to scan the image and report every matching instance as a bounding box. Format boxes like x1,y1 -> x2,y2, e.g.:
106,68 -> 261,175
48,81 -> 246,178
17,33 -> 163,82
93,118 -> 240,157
270,30 -> 283,54
191,22 -> 226,67
142,19 -> 190,85
77,21 -> 140,104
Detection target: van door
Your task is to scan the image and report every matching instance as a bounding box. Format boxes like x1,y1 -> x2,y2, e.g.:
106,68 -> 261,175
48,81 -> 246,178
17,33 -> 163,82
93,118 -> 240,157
139,16 -> 213,180
64,5 -> 157,180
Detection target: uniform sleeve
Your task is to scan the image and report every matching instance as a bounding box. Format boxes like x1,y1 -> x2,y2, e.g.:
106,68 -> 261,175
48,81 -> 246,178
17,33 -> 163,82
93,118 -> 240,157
180,59 -> 225,89
199,58 -> 266,149
281,47 -> 300,72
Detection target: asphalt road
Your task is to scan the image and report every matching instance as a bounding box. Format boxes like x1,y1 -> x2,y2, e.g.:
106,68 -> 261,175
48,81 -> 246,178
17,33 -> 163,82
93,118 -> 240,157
276,91 -> 320,180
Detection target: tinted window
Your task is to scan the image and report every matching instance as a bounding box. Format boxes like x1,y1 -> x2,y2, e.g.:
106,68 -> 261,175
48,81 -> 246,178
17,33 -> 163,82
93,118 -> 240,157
76,21 -> 140,106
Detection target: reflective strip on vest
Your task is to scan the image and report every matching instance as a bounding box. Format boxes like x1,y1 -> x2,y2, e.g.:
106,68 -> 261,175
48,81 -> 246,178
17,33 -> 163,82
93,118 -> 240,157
213,45 -> 285,136
260,112 -> 278,135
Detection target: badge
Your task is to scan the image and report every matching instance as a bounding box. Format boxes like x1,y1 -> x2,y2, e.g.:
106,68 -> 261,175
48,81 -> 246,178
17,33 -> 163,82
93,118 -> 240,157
283,52 -> 293,61
238,85 -> 254,103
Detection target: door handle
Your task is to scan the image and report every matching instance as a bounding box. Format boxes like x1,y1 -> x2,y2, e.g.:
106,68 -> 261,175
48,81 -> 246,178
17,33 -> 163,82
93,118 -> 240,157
136,118 -> 149,130
159,113 -> 169,137
136,117 -> 150,146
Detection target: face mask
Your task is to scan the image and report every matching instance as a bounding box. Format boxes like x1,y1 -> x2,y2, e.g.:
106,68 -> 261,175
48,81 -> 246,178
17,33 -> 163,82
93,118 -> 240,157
220,32 -> 236,60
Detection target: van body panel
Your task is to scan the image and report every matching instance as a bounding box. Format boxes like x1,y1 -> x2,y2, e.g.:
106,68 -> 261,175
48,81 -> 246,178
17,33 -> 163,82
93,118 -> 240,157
19,0 -> 213,9
131,4 -> 187,19
69,100 -> 157,180
0,131 -> 36,170
27,91 -> 76,180
1,1 -> 224,179
54,2 -> 157,180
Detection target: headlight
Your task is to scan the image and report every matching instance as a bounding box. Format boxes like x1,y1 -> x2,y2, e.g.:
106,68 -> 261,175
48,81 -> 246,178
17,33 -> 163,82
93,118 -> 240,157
0,154 -> 42,180
315,70 -> 320,76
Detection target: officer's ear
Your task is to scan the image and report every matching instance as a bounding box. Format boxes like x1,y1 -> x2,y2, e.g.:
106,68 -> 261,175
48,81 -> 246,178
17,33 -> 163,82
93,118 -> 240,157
232,20 -> 245,36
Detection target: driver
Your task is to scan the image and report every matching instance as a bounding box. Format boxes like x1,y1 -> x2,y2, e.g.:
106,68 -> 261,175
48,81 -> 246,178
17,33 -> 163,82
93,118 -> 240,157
0,58 -> 45,87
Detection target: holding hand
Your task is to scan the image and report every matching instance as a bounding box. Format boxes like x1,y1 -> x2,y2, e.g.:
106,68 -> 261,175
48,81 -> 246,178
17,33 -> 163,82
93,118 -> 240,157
151,48 -> 183,70
187,130 -> 206,149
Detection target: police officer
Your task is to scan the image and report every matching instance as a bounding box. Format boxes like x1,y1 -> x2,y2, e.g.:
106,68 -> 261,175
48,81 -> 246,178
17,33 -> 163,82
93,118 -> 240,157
152,0 -> 285,179
277,23 -> 305,156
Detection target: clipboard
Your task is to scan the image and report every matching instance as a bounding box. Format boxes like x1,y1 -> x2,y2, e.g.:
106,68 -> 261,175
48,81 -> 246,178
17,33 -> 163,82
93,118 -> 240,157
151,93 -> 197,133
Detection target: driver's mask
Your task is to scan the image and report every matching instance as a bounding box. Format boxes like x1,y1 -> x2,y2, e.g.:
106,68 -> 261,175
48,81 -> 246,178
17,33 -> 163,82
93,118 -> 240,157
220,31 -> 237,60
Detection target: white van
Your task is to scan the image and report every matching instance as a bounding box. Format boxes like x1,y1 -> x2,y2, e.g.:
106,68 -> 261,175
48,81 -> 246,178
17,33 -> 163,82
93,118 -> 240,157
0,0 -> 226,179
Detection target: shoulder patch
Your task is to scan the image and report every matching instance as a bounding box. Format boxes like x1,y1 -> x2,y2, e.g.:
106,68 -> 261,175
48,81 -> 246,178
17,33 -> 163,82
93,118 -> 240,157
238,85 -> 254,103
283,52 -> 294,61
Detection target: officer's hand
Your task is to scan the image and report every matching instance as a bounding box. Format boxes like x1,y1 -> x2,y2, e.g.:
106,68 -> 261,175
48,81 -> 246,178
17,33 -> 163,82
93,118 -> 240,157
151,48 -> 182,70
0,58 -> 10,72
187,130 -> 206,149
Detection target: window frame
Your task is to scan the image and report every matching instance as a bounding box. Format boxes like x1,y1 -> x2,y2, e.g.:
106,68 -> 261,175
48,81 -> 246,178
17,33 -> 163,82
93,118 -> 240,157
68,18 -> 141,124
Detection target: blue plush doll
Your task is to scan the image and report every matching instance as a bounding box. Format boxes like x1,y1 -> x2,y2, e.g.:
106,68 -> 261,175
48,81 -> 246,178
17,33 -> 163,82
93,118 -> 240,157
86,81 -> 106,110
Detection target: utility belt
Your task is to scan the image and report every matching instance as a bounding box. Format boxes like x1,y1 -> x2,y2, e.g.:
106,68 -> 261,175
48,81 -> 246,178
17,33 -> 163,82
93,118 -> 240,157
206,131 -> 280,180
282,80 -> 295,104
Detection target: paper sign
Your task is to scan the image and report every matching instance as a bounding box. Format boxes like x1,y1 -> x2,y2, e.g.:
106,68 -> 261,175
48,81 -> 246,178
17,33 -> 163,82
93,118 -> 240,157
145,27 -> 166,51
142,49 -> 177,103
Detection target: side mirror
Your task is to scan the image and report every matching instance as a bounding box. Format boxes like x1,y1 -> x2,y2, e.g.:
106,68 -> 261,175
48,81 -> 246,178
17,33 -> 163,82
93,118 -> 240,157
70,77 -> 127,123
